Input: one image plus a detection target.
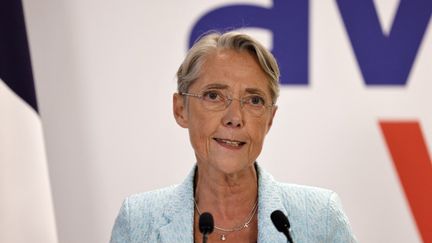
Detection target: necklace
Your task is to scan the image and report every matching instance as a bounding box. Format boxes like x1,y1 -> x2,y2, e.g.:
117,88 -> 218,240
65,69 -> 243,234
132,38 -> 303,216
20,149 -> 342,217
194,198 -> 258,241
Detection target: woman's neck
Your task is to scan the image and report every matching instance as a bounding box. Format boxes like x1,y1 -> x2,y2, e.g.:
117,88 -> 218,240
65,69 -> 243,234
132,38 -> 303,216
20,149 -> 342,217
194,163 -> 258,220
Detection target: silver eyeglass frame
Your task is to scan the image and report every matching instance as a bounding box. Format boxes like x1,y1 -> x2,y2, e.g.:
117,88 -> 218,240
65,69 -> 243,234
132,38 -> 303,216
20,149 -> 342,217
179,91 -> 274,117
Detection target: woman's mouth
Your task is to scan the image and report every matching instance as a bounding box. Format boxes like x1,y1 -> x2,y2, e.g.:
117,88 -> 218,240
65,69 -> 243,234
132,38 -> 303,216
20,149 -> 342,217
213,138 -> 246,148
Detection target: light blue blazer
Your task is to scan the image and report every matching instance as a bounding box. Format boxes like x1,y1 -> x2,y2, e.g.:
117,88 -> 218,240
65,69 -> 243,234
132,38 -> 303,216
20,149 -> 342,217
110,164 -> 357,242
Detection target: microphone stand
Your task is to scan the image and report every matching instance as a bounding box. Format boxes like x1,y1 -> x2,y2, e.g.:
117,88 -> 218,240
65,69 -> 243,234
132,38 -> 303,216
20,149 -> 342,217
284,230 -> 293,243
202,232 -> 209,243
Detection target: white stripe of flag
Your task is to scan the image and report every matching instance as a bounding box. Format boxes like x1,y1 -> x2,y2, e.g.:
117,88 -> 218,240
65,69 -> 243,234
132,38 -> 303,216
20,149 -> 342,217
0,0 -> 58,242
0,80 -> 58,243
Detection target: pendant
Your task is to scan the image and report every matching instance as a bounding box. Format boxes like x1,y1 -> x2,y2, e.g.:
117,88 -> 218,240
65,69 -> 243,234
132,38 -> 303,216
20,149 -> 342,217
221,235 -> 226,241
244,223 -> 249,228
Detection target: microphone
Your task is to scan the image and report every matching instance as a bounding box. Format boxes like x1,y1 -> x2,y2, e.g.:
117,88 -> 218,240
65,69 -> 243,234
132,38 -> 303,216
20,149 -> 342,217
199,212 -> 214,243
271,210 -> 294,243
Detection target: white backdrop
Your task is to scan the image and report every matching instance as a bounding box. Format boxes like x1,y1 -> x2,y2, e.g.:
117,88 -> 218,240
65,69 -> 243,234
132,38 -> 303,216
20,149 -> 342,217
22,0 -> 431,242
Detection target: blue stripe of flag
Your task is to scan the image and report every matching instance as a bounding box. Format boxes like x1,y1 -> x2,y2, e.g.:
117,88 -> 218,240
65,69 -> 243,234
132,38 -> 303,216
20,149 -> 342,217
0,0 -> 38,112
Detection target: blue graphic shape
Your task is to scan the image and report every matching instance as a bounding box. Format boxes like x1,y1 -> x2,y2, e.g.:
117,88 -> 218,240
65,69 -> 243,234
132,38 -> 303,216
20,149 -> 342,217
336,0 -> 432,86
189,0 -> 309,85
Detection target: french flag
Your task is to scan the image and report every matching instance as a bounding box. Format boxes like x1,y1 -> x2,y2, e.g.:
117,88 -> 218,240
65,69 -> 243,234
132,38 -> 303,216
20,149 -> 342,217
0,0 -> 58,242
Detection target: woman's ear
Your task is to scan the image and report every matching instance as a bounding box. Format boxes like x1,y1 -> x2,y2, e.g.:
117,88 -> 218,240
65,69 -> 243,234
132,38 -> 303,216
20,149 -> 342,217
266,105 -> 277,133
173,93 -> 188,128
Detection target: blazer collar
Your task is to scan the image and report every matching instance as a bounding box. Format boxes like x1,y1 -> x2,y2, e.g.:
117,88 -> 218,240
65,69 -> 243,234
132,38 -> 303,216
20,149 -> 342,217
257,164 -> 289,243
158,164 -> 288,242
158,167 -> 195,242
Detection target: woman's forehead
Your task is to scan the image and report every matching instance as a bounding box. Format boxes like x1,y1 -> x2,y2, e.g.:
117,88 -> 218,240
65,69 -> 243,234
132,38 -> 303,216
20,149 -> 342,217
191,50 -> 271,95
197,82 -> 269,95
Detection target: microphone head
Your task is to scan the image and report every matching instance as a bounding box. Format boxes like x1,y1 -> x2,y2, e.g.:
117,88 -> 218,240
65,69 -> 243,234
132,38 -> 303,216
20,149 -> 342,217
271,210 -> 291,232
199,212 -> 214,235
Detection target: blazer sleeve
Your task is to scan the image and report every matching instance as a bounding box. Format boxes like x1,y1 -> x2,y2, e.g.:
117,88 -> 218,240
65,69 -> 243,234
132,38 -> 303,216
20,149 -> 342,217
326,192 -> 357,242
110,198 -> 131,243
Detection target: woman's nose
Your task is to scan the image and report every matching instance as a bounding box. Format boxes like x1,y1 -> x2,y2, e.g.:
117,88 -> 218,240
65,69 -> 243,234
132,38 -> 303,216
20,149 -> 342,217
222,99 -> 244,128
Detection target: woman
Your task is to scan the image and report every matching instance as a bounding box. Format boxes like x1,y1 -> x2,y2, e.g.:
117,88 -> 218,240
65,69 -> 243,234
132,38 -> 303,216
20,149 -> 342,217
110,31 -> 356,242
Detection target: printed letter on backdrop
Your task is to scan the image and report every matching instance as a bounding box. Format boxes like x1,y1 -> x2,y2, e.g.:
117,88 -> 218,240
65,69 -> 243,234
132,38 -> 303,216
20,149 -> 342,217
337,0 -> 432,85
380,121 -> 432,243
189,0 -> 309,85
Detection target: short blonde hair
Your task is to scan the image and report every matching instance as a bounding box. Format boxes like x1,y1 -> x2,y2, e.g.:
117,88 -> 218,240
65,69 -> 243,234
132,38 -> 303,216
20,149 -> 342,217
177,31 -> 280,104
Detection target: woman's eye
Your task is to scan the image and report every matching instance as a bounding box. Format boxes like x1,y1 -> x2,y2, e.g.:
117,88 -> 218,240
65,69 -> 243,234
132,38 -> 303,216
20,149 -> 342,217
248,95 -> 265,105
203,91 -> 223,101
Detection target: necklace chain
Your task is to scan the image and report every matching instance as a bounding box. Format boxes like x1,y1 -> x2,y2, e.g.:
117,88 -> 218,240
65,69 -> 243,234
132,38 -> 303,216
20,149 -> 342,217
194,198 -> 258,240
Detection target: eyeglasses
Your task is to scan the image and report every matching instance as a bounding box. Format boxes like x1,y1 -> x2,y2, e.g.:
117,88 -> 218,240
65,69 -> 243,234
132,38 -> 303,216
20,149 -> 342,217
180,89 -> 274,117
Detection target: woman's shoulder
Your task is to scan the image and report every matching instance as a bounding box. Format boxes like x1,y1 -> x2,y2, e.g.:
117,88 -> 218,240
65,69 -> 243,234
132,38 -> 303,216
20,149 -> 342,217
127,185 -> 178,204
274,181 -> 345,214
124,167 -> 196,208
257,165 -> 335,204
121,184 -> 180,217
277,182 -> 334,201
110,185 -> 183,243
269,182 -> 355,241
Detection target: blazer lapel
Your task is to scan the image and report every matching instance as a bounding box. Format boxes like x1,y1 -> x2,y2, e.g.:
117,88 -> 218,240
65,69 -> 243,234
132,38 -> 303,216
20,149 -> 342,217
158,168 -> 195,242
158,164 -> 289,242
257,164 -> 289,243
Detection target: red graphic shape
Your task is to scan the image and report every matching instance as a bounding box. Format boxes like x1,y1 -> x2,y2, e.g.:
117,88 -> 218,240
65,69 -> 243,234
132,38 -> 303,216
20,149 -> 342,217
380,121 -> 432,243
